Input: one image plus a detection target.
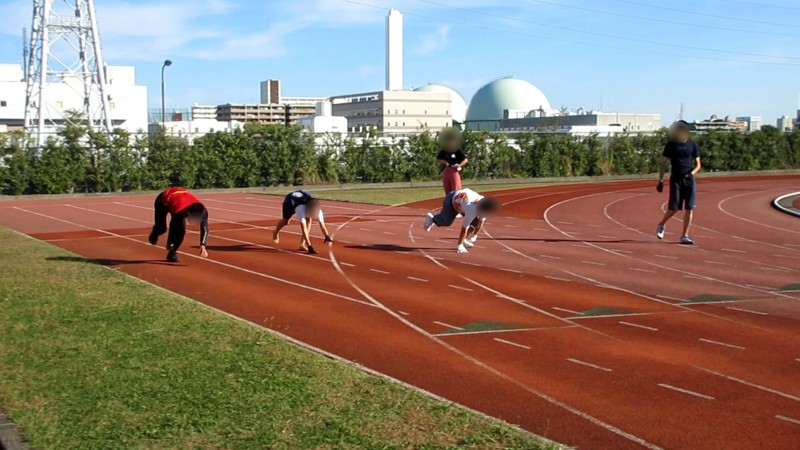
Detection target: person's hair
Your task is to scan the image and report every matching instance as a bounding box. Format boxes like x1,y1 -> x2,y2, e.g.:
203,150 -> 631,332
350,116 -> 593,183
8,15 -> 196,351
672,120 -> 690,132
477,197 -> 499,213
306,198 -> 321,210
186,203 -> 205,220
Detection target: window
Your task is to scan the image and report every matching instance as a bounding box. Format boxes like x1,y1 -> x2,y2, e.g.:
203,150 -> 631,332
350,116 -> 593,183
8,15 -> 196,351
55,101 -> 63,109
0,100 -> 6,107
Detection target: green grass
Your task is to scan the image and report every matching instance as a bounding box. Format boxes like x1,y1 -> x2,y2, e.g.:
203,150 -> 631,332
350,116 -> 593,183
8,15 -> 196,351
292,182 -> 552,206
0,227 -> 560,450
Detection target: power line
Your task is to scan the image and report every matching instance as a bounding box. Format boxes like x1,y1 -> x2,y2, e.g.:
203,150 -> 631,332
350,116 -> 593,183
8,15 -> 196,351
414,0 -> 800,61
608,0 -> 800,29
522,0 -> 800,38
336,0 -> 800,66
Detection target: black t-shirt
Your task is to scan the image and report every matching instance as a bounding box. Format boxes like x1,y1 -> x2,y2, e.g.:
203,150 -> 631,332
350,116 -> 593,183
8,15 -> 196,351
437,149 -> 467,165
287,190 -> 312,207
662,140 -> 700,179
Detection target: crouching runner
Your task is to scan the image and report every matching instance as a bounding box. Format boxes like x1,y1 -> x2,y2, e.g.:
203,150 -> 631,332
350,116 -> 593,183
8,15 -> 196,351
273,190 -> 333,254
423,188 -> 499,253
148,187 -> 209,262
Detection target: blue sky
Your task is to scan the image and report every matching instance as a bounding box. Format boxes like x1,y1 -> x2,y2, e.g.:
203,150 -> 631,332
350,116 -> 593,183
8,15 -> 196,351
1,0 -> 799,124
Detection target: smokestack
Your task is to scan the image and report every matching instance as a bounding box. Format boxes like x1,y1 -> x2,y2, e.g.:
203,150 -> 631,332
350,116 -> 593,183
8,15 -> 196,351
386,9 -> 403,91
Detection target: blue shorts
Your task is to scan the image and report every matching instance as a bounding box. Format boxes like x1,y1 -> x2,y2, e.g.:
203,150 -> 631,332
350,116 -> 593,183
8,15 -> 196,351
668,177 -> 696,211
282,197 -> 295,220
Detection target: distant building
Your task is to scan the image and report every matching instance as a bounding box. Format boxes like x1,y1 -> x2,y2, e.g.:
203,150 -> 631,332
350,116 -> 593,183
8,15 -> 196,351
0,63 -> 147,133
386,9 -> 403,91
297,101 -> 348,134
793,110 -> 800,130
191,104 -> 217,120
330,90 -> 452,133
148,119 -> 243,142
692,115 -> 746,132
495,111 -> 662,135
777,115 -> 794,131
216,103 -> 316,124
259,79 -> 325,107
736,116 -> 763,132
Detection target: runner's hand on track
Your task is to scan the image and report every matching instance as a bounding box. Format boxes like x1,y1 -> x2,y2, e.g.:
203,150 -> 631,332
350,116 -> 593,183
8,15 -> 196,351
200,246 -> 208,258
308,246 -> 318,255
656,180 -> 664,193
324,235 -> 334,244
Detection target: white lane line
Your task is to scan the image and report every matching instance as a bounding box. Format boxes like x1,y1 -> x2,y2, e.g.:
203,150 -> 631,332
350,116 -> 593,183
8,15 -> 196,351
397,310 -> 410,316
407,276 -> 429,282
499,268 -> 523,274
774,254 -> 800,259
656,294 -> 684,301
558,221 -> 574,225
619,321 -> 658,331
504,224 -> 519,228
684,275 -> 708,281
698,338 -> 746,350
460,261 -> 481,267
696,368 -> 800,402
501,249 -> 515,253
760,267 -> 791,273
540,254 -> 561,260
383,231 -> 397,235
655,255 -> 678,259
553,306 -> 582,315
493,338 -> 531,350
775,415 -> 800,425
704,260 -> 727,265
433,321 -> 464,331
598,235 -> 617,239
658,384 -> 715,400
546,276 -> 570,282
359,228 -> 371,232
614,249 -> 633,254
448,284 -> 473,291
533,227 -> 549,232
370,269 -> 391,275
567,358 -> 613,372
722,248 -> 747,253
725,306 -> 768,316
340,262 -> 356,267
581,261 -> 606,266
435,239 -> 451,244
587,224 -> 603,228
630,268 -> 656,273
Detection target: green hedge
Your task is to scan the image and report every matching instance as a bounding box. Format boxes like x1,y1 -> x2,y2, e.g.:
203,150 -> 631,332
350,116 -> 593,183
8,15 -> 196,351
2,119 -> 799,195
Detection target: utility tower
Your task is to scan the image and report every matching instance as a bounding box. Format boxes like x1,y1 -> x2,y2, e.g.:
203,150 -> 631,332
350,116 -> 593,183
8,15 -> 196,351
24,0 -> 112,147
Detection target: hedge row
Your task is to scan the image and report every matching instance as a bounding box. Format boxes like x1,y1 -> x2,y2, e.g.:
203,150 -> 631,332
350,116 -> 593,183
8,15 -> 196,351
2,120 -> 799,195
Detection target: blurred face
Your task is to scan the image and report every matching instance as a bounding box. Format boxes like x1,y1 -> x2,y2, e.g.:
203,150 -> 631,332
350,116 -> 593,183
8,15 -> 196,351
307,203 -> 321,218
671,126 -> 690,143
187,212 -> 203,226
444,137 -> 460,152
477,199 -> 499,217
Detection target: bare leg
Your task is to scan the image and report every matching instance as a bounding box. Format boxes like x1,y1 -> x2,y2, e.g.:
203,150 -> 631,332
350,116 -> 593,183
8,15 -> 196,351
300,218 -> 313,250
273,218 -> 289,243
682,210 -> 694,236
659,209 -> 678,226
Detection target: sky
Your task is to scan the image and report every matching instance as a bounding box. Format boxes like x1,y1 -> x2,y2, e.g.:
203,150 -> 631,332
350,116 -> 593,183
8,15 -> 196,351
1,0 -> 799,125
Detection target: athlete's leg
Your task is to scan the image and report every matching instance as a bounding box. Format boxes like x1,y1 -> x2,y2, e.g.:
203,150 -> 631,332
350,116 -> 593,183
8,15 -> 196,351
274,197 -> 294,243
432,192 -> 458,227
166,213 -> 186,252
149,192 -> 168,245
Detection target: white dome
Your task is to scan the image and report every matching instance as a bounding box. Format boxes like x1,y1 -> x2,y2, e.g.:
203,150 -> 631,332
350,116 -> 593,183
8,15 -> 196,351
466,77 -> 552,121
413,83 -> 468,123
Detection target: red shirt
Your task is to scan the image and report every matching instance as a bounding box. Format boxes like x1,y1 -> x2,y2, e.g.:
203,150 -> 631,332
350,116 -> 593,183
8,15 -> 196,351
161,187 -> 202,214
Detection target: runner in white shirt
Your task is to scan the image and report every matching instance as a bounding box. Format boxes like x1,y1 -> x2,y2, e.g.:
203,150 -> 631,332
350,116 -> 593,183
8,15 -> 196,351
423,188 -> 500,253
273,190 -> 333,254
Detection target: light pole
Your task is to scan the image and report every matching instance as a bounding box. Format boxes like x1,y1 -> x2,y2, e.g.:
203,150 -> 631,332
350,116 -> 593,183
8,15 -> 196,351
161,59 -> 172,126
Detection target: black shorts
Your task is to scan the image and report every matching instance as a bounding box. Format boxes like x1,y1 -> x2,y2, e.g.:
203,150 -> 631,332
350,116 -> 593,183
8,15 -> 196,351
281,197 -> 295,220
668,177 -> 696,211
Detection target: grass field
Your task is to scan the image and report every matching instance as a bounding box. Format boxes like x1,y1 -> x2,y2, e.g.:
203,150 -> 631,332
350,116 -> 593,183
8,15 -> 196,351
0,227 -> 559,450
301,182 -> 552,206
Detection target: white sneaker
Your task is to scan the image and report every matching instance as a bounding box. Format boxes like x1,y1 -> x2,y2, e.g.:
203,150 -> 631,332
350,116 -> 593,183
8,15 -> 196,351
463,240 -> 474,248
423,213 -> 434,232
656,223 -> 665,240
468,235 -> 478,244
680,235 -> 695,245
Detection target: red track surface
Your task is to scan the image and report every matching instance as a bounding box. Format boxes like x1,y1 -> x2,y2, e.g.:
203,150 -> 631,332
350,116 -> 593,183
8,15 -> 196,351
2,176 -> 799,450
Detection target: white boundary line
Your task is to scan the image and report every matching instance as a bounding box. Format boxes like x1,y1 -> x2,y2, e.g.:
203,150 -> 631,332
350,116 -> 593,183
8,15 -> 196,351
775,415 -> 800,425
657,384 -> 715,400
695,367 -> 800,402
698,338 -> 746,350
566,358 -> 613,372
494,338 -> 532,350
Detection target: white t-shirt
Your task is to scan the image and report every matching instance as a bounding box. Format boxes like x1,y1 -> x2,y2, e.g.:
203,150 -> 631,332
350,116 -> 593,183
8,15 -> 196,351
452,189 -> 484,228
295,205 -> 324,223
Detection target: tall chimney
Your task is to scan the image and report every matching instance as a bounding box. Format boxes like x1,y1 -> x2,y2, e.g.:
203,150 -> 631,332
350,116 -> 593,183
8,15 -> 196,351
386,9 -> 403,91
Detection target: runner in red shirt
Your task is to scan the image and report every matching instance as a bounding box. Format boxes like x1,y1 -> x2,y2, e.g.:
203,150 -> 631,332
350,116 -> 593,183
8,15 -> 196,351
148,187 -> 209,262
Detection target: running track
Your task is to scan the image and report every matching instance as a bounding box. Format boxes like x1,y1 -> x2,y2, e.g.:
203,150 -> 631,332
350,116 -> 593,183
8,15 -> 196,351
1,176 -> 799,450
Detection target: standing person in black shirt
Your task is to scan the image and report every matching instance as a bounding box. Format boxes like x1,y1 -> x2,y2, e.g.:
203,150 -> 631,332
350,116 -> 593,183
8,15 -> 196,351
436,128 -> 469,194
656,120 -> 702,245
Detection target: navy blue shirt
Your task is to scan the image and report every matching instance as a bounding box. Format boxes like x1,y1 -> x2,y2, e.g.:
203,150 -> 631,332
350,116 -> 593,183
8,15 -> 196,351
663,140 -> 700,179
287,190 -> 312,207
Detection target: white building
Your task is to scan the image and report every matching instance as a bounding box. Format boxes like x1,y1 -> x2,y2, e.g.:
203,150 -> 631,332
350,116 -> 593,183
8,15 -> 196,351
191,104 -> 217,120
777,115 -> 794,131
736,116 -> 763,132
330,90 -> 453,134
298,101 -> 348,134
0,63 -> 147,134
149,119 -> 243,142
386,9 -> 403,91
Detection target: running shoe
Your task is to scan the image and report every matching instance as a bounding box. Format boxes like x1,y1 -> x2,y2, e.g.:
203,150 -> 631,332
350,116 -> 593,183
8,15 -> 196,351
463,240 -> 474,248
468,235 -> 478,244
166,251 -> 180,263
423,213 -> 434,232
148,230 -> 158,245
656,223 -> 665,240
680,236 -> 695,245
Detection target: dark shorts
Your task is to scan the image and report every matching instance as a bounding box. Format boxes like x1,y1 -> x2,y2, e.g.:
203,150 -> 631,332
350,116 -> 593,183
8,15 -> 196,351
668,177 -> 696,211
282,197 -> 295,220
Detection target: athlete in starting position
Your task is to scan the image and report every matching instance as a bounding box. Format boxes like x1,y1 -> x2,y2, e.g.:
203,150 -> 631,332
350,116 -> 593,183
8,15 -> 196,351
273,190 -> 333,254
423,188 -> 499,253
148,187 -> 209,262
656,120 -> 702,245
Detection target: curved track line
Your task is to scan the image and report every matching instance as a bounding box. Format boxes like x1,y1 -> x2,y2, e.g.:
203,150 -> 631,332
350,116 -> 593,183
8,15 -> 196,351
772,191 -> 800,218
718,190 -> 800,235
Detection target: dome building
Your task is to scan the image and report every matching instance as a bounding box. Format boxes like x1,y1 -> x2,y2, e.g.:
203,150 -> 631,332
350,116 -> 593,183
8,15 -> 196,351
413,84 -> 468,123
465,77 -> 552,123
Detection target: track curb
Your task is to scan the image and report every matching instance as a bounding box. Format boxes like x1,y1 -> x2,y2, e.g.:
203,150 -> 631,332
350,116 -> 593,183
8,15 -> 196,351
771,192 -> 800,218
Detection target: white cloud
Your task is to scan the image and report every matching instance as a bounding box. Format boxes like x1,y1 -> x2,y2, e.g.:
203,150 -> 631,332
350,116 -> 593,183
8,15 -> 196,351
415,25 -> 450,55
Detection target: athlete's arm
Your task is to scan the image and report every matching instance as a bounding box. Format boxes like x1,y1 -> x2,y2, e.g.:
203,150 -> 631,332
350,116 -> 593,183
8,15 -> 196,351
455,157 -> 469,168
658,157 -> 668,182
690,157 -> 702,176
300,218 -> 314,248
317,210 -> 333,243
199,210 -> 209,258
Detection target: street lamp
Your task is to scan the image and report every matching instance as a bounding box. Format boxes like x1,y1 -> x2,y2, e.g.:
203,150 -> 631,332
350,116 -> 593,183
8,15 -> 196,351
161,59 -> 173,126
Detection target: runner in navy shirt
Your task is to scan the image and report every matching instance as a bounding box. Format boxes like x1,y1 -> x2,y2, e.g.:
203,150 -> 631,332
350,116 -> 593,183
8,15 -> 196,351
656,120 -> 702,245
272,190 -> 333,254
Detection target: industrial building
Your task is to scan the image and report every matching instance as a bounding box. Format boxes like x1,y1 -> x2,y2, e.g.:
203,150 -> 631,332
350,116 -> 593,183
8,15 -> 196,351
692,115 -> 747,132
0,63 -> 147,133
330,90 -> 453,133
736,116 -> 763,132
